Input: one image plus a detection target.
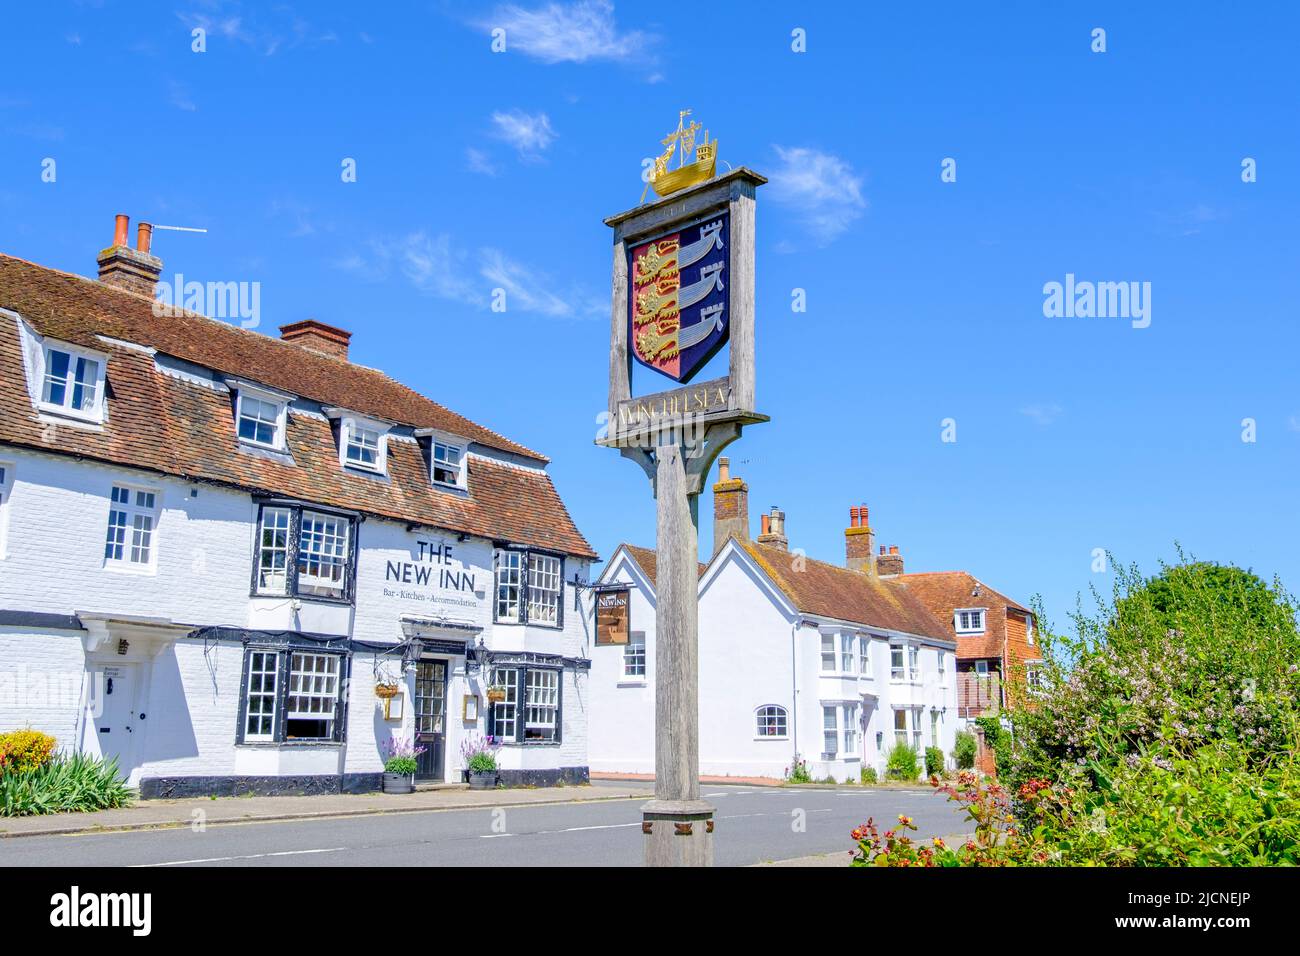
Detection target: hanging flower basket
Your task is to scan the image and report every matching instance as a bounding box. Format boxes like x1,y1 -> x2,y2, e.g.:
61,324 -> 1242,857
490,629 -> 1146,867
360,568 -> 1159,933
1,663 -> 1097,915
486,686 -> 507,703
374,682 -> 401,700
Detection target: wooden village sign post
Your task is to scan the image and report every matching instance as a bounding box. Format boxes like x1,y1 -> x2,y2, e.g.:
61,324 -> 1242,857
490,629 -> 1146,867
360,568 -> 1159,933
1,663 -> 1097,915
599,112 -> 767,866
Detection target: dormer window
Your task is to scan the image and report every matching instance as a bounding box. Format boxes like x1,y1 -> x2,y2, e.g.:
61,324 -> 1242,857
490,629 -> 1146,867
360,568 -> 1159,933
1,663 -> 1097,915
341,418 -> 387,474
414,429 -> 469,491
234,388 -> 288,450
432,441 -> 464,488
39,343 -> 106,421
955,608 -> 986,634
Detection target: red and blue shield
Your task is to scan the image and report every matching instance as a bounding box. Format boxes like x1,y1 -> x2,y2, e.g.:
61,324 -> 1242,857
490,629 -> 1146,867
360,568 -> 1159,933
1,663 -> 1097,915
628,212 -> 729,383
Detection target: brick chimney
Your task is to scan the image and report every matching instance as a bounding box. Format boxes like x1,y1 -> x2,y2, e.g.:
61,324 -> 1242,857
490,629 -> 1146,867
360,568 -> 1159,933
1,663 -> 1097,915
845,504 -> 876,574
97,214 -> 163,297
877,544 -> 905,576
712,456 -> 750,555
755,505 -> 787,551
279,319 -> 352,361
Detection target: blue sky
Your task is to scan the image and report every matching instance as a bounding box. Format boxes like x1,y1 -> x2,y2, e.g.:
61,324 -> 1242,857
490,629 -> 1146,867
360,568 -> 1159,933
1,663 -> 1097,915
2,1 -> 1297,628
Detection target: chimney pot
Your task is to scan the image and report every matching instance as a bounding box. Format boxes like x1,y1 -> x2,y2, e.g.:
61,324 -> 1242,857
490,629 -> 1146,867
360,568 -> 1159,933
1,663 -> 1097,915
889,545 -> 899,555
760,514 -> 770,535
98,213 -> 162,297
879,545 -> 886,555
718,457 -> 730,482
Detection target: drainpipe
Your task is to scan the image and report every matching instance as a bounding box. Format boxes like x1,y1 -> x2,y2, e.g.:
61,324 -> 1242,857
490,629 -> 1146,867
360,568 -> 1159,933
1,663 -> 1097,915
790,619 -> 800,772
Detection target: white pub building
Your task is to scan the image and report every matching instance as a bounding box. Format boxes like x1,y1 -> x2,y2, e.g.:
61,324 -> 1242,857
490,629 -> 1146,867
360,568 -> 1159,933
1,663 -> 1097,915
589,460 -> 958,782
0,218 -> 597,796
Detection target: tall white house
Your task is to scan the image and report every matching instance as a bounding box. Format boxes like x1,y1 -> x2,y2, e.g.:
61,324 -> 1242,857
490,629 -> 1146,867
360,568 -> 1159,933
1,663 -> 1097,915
588,460 -> 957,782
0,219 -> 597,796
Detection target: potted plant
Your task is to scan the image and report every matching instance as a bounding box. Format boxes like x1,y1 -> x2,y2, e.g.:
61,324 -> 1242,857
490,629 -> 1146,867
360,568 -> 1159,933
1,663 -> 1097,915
460,734 -> 501,790
381,738 -> 425,794
485,685 -> 506,703
374,682 -> 400,700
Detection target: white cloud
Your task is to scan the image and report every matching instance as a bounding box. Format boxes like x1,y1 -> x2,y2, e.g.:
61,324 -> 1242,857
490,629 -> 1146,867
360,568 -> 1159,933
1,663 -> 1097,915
767,145 -> 866,245
466,147 -> 499,176
176,4 -> 336,56
1020,404 -> 1064,426
491,109 -> 556,156
169,80 -> 197,112
479,0 -> 654,64
340,232 -> 601,320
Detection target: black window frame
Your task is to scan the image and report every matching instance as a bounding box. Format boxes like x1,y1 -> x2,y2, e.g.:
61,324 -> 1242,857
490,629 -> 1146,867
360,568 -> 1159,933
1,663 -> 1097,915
492,545 -> 565,630
485,665 -> 563,745
249,500 -> 360,605
235,646 -> 351,745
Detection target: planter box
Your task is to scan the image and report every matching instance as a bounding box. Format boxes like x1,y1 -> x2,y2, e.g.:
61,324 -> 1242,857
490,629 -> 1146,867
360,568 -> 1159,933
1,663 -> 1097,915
382,772 -> 414,794
468,770 -> 498,790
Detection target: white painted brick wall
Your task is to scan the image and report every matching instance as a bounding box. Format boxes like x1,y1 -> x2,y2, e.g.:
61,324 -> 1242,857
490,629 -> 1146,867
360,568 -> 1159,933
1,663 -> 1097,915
0,444 -> 591,784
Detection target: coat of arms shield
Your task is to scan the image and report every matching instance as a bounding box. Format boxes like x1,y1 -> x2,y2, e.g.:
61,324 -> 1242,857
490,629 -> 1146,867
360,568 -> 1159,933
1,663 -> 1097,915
627,212 -> 730,383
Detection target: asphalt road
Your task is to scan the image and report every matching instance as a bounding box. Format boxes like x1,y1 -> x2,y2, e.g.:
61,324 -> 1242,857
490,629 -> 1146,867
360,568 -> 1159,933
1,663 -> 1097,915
3,783 -> 969,867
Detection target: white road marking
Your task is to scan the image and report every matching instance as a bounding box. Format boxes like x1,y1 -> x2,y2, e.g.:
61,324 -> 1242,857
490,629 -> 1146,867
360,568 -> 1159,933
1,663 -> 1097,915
478,808 -> 832,840
133,846 -> 347,867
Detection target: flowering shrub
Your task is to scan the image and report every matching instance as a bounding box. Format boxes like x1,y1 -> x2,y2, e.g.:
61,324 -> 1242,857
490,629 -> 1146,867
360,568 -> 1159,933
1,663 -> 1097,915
381,738 -> 426,776
784,758 -> 812,784
460,734 -> 501,773
0,730 -> 57,774
856,556 -> 1300,867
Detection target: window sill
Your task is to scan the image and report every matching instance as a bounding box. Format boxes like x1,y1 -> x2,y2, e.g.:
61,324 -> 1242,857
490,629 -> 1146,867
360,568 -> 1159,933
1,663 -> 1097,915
236,740 -> 343,749
104,561 -> 157,576
499,739 -> 561,747
37,403 -> 104,425
250,590 -> 354,607
617,679 -> 647,688
754,736 -> 789,742
343,463 -> 388,479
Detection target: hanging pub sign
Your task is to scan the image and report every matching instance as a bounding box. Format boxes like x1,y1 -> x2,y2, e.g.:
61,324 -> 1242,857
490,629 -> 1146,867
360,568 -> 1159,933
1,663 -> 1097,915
629,212 -> 729,384
600,109 -> 768,449
595,588 -> 631,645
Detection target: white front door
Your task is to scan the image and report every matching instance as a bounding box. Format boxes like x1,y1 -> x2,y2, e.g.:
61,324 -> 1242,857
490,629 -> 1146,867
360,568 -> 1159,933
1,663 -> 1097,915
86,664 -> 138,778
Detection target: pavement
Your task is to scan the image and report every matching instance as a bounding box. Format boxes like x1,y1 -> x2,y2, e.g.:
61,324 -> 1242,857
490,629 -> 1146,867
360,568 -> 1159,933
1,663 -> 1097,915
1,782 -> 970,866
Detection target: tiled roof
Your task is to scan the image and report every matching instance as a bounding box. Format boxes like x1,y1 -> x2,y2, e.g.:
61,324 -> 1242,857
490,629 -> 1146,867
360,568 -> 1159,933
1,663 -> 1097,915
0,254 -> 543,460
618,544 -> 706,590
895,571 -> 1029,659
0,253 -> 596,559
738,540 -> 952,641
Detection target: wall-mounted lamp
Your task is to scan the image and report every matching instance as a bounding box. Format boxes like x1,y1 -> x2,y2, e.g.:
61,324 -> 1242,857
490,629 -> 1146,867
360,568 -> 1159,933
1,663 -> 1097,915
117,639 -> 129,656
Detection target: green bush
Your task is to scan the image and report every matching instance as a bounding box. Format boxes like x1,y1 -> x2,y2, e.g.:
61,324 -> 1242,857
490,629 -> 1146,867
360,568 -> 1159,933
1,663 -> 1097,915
924,746 -> 944,777
953,731 -> 977,770
860,766 -> 877,785
1,753 -> 131,816
885,743 -> 919,781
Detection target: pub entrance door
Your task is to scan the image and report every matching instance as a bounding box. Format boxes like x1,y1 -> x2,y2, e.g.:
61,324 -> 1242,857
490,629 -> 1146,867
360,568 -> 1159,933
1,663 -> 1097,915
414,659 -> 447,781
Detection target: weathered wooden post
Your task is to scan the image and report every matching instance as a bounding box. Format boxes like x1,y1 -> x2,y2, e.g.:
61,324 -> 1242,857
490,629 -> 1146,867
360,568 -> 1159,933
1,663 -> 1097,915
599,119 -> 767,866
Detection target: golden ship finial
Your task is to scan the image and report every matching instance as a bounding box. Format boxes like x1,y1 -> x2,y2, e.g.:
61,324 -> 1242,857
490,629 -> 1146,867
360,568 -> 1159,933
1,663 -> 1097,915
641,109 -> 718,202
